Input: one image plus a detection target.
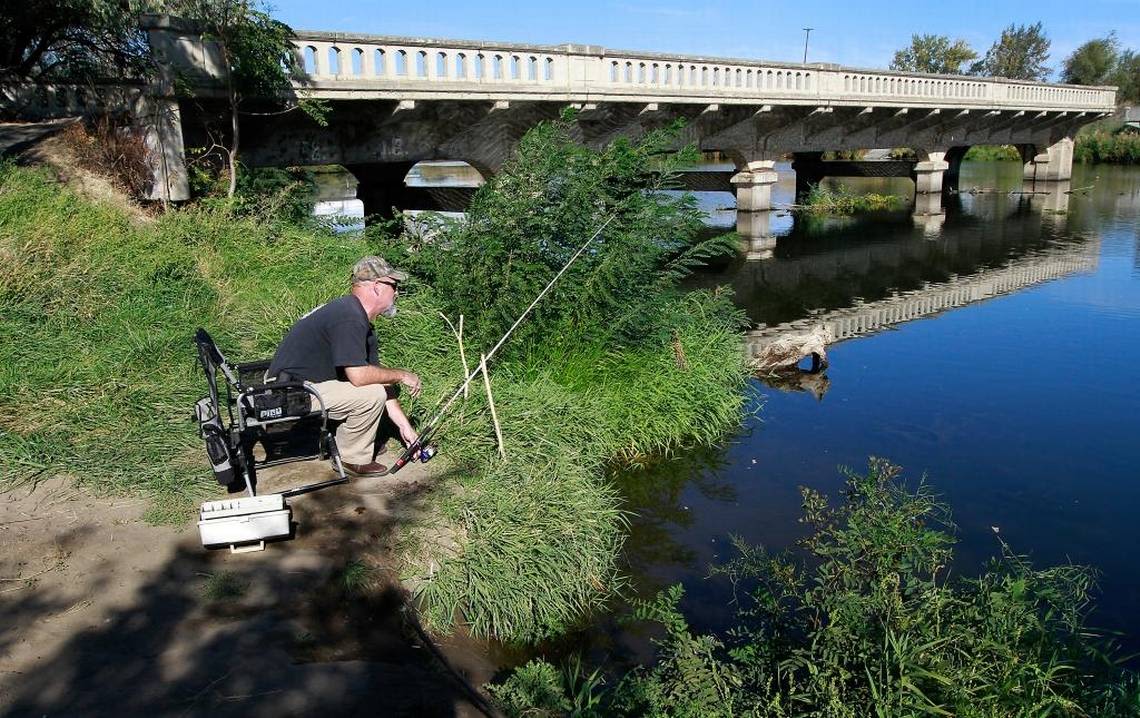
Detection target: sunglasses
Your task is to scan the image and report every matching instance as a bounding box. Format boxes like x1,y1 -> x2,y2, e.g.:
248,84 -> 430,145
375,279 -> 400,291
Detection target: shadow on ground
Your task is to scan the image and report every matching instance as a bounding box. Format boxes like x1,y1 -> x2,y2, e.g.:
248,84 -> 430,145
1,461 -> 498,718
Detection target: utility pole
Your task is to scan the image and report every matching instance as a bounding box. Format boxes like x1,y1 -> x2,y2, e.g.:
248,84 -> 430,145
802,27 -> 813,64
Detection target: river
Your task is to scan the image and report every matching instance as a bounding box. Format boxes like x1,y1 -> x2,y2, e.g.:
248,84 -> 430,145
601,159 -> 1140,666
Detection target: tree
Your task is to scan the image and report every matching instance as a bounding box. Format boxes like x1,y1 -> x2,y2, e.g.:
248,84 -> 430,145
0,0 -> 149,82
890,34 -> 977,75
1062,34 -> 1119,85
1110,49 -> 1140,104
174,0 -> 325,197
971,22 -> 1051,80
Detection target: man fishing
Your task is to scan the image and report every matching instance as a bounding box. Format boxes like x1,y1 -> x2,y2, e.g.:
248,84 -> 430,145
268,256 -> 422,477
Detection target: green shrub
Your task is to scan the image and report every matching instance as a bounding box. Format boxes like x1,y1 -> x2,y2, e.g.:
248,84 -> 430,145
371,110 -> 736,355
802,184 -> 904,214
491,459 -> 1140,716
1075,130 -> 1140,164
403,290 -> 750,641
234,165 -> 317,224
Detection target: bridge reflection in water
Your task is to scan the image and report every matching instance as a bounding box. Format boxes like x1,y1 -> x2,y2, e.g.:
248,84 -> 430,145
687,180 -> 1099,363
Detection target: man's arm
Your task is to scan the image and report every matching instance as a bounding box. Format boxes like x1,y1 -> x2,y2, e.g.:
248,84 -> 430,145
343,364 -> 422,397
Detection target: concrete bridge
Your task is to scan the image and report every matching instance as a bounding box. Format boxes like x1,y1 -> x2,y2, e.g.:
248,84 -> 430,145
3,15 -> 1117,211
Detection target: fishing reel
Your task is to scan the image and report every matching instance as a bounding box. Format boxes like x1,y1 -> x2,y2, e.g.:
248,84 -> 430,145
390,437 -> 438,473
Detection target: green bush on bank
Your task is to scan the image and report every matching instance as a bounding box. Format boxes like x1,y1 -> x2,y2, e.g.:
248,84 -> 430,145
491,459 -> 1140,716
1074,130 -> 1140,164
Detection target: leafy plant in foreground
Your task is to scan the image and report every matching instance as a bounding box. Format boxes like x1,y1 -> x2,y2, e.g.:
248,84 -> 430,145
491,459 -> 1140,716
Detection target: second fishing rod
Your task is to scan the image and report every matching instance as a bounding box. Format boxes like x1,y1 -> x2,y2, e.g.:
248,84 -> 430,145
389,211 -> 619,473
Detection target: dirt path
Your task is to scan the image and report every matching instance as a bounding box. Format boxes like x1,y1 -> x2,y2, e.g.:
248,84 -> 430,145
0,459 -> 500,717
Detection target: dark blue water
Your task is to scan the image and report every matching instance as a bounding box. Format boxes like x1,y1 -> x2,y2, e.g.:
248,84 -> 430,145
595,161 -> 1140,662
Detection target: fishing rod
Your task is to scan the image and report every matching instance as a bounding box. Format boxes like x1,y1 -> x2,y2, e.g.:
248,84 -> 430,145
390,211 -> 618,473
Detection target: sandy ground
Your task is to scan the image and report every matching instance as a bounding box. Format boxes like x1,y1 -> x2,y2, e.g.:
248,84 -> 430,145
0,458 -> 501,718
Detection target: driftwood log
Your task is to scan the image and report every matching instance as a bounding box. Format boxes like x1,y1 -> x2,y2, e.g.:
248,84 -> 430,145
749,324 -> 834,373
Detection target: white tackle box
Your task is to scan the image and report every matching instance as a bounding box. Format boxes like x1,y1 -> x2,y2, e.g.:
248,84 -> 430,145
198,494 -> 292,552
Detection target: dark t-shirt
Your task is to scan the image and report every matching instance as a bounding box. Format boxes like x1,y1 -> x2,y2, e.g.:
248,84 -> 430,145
268,295 -> 378,383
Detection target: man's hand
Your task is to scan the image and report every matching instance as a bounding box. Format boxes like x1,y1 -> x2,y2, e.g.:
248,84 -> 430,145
401,370 -> 422,398
344,364 -> 419,394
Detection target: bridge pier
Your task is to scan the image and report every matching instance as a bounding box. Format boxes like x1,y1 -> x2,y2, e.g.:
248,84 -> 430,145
913,151 -> 949,195
942,146 -> 968,192
912,193 -> 946,236
736,210 -> 778,261
1023,137 -> 1074,182
791,153 -> 825,199
140,97 -> 191,202
730,160 -> 779,211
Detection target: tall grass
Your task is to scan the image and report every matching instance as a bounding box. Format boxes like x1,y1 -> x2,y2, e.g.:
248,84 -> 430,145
0,163 -> 376,517
401,291 -> 750,641
371,115 -> 752,641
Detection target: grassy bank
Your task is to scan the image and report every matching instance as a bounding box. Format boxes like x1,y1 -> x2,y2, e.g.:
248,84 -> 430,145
0,115 -> 751,642
374,116 -> 752,640
0,163 -> 371,520
491,460 -> 1140,716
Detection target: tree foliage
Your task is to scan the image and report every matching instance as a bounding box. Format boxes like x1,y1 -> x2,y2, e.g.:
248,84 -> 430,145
372,111 -> 737,356
171,0 -> 326,196
0,0 -> 150,81
890,33 -> 977,75
1111,50 -> 1140,104
972,21 -> 1052,81
1063,34 -> 1120,86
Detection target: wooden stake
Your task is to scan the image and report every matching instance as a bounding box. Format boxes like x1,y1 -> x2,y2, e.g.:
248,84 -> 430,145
480,353 -> 506,461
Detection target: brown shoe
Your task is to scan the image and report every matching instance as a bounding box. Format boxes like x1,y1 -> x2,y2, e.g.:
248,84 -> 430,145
343,460 -> 390,477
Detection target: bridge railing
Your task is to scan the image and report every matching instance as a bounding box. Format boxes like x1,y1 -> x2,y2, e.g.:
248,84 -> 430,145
290,32 -> 1116,111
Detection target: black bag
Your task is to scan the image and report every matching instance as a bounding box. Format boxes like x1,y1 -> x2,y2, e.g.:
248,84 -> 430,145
242,386 -> 312,423
195,396 -> 236,486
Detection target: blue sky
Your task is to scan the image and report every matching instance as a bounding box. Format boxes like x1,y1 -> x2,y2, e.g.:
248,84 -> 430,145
269,0 -> 1139,78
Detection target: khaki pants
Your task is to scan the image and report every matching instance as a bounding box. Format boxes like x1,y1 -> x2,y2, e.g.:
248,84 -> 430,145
311,380 -> 388,464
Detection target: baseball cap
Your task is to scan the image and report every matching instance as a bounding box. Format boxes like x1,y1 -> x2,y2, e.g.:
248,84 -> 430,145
350,256 -> 409,284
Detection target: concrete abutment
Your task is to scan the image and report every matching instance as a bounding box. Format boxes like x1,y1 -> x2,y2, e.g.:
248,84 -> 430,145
1023,137 -> 1074,182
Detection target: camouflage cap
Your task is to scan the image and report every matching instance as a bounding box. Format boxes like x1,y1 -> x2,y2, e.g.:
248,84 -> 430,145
350,255 -> 408,284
